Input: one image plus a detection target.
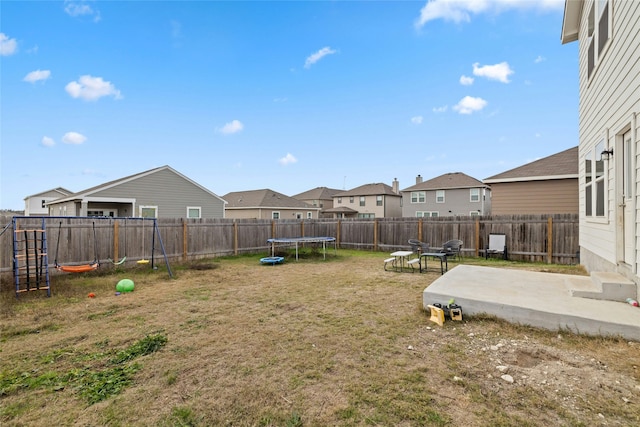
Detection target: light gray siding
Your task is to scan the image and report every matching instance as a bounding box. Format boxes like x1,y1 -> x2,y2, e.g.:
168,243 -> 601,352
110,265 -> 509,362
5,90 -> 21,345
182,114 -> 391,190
92,169 -> 225,218
403,188 -> 490,217
575,0 -> 640,275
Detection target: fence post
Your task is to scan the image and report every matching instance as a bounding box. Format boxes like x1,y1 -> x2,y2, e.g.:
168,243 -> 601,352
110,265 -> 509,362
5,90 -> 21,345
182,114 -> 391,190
418,218 -> 423,241
182,220 -> 188,261
233,220 -> 238,256
374,218 -> 378,251
337,219 -> 341,248
475,218 -> 480,257
547,216 -> 553,264
271,220 -> 276,239
301,220 -> 304,237
113,220 -> 119,262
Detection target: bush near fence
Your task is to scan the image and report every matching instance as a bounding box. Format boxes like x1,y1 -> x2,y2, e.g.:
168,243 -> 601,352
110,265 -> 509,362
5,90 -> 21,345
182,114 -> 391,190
0,214 -> 579,274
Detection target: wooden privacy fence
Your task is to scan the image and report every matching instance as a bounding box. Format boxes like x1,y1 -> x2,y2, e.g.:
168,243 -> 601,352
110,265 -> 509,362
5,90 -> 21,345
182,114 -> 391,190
0,214 -> 579,274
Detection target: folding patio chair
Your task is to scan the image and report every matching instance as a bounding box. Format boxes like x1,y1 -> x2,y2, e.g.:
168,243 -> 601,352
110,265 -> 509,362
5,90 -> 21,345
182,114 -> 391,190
486,233 -> 508,260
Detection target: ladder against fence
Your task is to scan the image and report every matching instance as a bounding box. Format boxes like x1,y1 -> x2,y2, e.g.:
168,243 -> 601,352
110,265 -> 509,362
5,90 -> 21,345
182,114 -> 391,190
12,217 -> 50,297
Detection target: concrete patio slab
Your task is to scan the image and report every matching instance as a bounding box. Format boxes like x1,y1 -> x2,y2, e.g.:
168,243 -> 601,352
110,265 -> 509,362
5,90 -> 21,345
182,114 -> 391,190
422,265 -> 640,341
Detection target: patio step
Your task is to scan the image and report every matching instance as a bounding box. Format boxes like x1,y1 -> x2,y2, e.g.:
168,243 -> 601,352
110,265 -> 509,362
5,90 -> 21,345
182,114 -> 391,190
570,271 -> 637,302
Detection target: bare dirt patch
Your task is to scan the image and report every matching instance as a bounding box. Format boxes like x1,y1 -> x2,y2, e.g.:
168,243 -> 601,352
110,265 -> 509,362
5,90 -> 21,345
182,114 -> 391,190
1,252 -> 639,426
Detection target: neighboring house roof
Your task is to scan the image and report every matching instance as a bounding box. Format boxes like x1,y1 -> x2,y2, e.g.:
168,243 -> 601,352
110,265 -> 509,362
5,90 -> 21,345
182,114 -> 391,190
334,183 -> 399,197
484,146 -> 578,184
292,186 -> 342,200
322,206 -> 359,214
402,172 -> 486,192
24,187 -> 73,200
223,189 -> 320,210
48,165 -> 226,205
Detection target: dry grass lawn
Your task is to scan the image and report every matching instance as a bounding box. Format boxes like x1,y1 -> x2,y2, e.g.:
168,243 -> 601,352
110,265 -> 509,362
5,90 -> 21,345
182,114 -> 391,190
1,250 -> 639,426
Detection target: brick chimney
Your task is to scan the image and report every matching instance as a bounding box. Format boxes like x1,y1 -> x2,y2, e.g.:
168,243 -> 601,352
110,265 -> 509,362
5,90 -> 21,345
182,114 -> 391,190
416,174 -> 423,184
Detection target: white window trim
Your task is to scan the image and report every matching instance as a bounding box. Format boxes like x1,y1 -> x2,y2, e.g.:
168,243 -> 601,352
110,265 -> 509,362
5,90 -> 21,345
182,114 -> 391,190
187,206 -> 202,219
436,190 -> 445,203
307,212 -> 313,219
470,188 -> 480,202
584,135 -> 609,223
139,205 -> 158,218
272,211 -> 280,219
411,191 -> 426,203
587,0 -> 612,83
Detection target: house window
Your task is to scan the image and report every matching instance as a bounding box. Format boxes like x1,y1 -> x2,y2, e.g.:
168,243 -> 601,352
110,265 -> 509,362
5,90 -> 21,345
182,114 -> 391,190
585,142 -> 606,217
411,191 -> 426,203
358,213 -> 374,219
350,196 -> 354,204
470,211 -> 480,217
376,195 -> 383,206
187,207 -> 201,218
41,199 -> 46,208
436,190 -> 445,203
416,211 -> 438,217
272,212 -> 280,219
140,206 -> 157,218
307,212 -> 313,219
470,188 -> 480,202
359,196 -> 365,207
337,197 -> 342,204
588,0 -> 611,79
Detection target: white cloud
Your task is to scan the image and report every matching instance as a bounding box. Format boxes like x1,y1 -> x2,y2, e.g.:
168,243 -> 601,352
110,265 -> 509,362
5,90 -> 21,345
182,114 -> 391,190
411,116 -> 424,124
219,120 -> 244,135
62,132 -> 87,145
534,55 -> 546,63
41,136 -> 55,147
23,70 -> 51,83
472,62 -> 513,83
459,75 -> 474,85
453,96 -> 487,114
65,75 -> 122,101
433,105 -> 448,113
279,153 -> 297,166
64,1 -> 101,22
304,47 -> 337,69
0,33 -> 18,56
415,0 -> 564,28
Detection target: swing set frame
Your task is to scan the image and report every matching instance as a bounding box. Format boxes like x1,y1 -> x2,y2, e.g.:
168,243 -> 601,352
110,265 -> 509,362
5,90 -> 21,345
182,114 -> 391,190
7,216 -> 173,298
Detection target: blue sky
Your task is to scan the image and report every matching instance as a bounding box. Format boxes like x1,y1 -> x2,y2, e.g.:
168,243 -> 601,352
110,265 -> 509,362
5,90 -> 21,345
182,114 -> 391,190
0,0 -> 577,210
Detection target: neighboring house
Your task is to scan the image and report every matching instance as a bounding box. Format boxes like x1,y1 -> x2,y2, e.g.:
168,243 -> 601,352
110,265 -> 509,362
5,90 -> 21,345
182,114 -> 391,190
562,0 -> 640,279
401,172 -> 491,217
484,146 -> 578,215
292,186 -> 342,218
46,165 -> 226,218
24,187 -> 72,216
223,189 -> 321,220
327,180 -> 402,218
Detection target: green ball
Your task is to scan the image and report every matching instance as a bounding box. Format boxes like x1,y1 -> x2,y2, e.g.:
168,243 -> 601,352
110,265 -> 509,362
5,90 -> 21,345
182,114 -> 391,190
116,279 -> 135,293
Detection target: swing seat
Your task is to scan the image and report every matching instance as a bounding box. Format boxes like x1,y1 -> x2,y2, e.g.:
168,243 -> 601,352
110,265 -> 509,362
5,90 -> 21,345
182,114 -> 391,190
108,256 -> 127,266
137,259 -> 150,264
56,262 -> 99,273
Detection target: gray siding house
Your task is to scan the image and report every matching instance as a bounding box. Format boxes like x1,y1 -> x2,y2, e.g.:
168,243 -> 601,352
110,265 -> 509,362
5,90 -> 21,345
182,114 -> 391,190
484,146 -> 578,215
24,187 -> 72,216
223,189 -> 321,220
562,0 -> 640,280
401,172 -> 491,217
292,186 -> 342,218
46,166 -> 226,218
328,181 -> 402,218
